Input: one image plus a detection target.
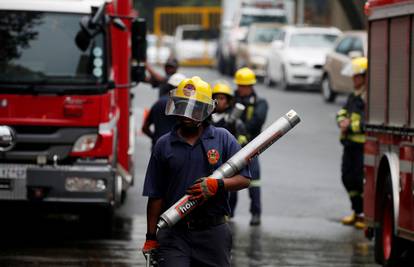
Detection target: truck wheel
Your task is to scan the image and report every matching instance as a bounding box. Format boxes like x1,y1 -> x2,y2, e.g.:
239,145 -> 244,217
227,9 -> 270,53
321,75 -> 337,103
374,175 -> 406,266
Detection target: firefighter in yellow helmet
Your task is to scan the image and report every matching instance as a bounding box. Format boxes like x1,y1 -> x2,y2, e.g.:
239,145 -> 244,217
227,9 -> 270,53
233,67 -> 268,226
337,57 -> 367,230
211,80 -> 248,149
142,76 -> 251,266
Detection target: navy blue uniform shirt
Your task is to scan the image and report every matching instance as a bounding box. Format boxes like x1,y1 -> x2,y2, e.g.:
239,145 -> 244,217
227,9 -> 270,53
143,124 -> 251,217
147,95 -> 177,146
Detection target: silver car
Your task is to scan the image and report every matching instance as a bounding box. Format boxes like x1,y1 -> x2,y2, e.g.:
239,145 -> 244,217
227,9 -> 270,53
321,31 -> 367,102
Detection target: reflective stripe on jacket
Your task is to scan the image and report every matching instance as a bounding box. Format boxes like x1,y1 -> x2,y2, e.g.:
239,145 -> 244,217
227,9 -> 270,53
336,93 -> 365,144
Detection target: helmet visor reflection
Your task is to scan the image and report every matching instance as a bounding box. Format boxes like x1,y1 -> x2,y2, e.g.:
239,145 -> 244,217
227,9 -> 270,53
165,97 -> 215,121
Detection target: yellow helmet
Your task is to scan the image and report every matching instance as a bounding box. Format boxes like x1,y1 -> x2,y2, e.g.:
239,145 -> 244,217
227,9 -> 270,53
212,81 -> 234,97
165,76 -> 215,121
341,57 -> 368,77
234,67 -> 256,85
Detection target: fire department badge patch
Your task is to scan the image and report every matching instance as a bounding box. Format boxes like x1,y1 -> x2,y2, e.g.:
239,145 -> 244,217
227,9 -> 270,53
207,149 -> 220,165
183,84 -> 195,97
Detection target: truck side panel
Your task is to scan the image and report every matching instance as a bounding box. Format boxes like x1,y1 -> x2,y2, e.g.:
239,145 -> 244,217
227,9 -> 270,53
368,19 -> 388,125
411,17 -> 414,126
389,16 -> 410,127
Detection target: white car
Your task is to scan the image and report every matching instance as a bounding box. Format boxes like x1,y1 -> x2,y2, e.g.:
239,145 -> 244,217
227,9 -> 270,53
173,25 -> 218,66
264,26 -> 341,90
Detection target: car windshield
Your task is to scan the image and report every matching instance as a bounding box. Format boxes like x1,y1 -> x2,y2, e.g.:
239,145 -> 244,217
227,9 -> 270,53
251,27 -> 281,43
289,33 -> 338,48
0,11 -> 106,86
182,29 -> 218,40
240,14 -> 286,27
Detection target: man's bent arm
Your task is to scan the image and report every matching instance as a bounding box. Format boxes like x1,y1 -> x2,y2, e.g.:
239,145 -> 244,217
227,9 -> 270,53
146,197 -> 164,235
223,175 -> 250,192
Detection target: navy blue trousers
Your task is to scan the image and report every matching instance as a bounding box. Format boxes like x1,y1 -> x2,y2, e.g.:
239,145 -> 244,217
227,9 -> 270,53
157,224 -> 232,267
229,157 -> 261,216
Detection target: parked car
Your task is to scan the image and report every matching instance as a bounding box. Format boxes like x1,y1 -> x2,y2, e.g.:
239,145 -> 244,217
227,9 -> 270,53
321,31 -> 367,102
146,34 -> 173,65
264,26 -> 341,90
236,23 -> 282,77
172,25 -> 218,66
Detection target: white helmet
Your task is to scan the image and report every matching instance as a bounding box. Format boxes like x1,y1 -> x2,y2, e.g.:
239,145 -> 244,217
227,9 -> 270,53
167,73 -> 186,87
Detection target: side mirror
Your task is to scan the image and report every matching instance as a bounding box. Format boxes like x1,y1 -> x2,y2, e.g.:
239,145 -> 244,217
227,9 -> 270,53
348,50 -> 363,59
131,18 -> 147,62
131,18 -> 147,83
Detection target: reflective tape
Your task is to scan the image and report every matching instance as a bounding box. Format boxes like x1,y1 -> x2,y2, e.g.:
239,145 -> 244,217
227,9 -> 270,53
364,154 -> 376,167
400,160 -> 412,174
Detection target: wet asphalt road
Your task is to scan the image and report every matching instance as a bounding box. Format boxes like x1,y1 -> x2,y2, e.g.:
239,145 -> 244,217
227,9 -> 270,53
0,67 -> 378,266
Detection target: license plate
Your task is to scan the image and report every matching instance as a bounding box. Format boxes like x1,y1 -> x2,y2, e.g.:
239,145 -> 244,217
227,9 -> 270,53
0,165 -> 27,179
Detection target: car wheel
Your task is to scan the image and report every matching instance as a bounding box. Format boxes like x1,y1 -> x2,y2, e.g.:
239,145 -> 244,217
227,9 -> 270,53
374,172 -> 407,266
264,64 -> 275,88
321,75 -> 337,103
279,66 -> 289,91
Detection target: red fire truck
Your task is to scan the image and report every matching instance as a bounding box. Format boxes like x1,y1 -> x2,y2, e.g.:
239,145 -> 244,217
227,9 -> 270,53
364,0 -> 414,265
0,0 -> 146,222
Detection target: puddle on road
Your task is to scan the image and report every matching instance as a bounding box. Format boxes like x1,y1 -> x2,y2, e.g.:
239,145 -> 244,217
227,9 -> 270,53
0,213 -> 379,267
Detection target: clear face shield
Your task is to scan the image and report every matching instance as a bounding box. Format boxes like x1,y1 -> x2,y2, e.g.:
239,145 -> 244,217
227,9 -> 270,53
165,89 -> 216,122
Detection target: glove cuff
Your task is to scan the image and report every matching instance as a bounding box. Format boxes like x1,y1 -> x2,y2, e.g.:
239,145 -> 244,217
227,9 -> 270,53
217,178 -> 225,192
146,233 -> 157,240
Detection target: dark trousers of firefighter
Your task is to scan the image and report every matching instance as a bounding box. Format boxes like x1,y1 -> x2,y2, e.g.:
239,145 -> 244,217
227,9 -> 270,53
156,224 -> 232,267
341,143 -> 364,214
229,157 -> 261,216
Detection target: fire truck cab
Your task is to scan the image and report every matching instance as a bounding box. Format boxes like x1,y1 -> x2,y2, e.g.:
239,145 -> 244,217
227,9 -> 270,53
364,0 -> 414,265
0,0 -> 145,223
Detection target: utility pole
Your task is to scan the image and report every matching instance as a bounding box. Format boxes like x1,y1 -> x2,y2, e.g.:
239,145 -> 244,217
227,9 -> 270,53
296,0 -> 305,24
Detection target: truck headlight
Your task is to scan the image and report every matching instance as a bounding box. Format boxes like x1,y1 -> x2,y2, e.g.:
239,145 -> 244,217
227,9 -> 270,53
72,134 -> 98,152
65,177 -> 106,192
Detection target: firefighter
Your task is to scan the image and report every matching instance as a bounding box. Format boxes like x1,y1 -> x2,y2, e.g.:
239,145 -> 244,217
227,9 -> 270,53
336,57 -> 367,230
141,76 -> 251,266
145,58 -> 179,97
233,67 -> 268,226
211,81 -> 249,219
142,73 -> 186,147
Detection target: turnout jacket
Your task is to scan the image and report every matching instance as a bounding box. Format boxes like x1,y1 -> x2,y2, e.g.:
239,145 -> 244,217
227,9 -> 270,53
336,92 -> 365,145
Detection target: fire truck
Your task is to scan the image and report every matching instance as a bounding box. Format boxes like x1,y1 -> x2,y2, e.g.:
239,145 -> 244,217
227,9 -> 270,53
0,0 -> 146,222
364,0 -> 414,265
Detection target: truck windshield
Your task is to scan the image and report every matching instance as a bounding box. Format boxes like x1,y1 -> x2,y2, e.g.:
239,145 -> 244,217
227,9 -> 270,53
240,14 -> 287,27
0,11 -> 106,87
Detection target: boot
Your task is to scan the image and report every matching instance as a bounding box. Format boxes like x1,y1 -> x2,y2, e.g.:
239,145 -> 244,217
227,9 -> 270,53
354,214 -> 366,230
341,213 -> 356,226
250,214 -> 261,226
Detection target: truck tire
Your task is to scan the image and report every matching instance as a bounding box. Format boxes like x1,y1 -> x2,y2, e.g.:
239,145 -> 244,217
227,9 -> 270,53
374,172 -> 406,266
321,75 -> 337,103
